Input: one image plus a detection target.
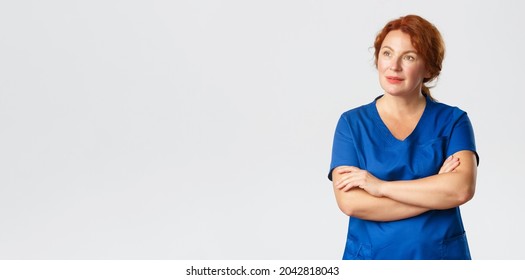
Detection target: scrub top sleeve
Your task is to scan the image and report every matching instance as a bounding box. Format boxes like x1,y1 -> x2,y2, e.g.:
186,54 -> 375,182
446,112 -> 480,166
328,114 -> 360,181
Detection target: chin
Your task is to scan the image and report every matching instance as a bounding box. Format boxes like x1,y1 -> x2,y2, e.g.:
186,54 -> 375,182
381,84 -> 421,97
381,88 -> 405,96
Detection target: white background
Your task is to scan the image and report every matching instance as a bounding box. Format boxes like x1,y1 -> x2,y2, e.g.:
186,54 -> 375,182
0,0 -> 523,260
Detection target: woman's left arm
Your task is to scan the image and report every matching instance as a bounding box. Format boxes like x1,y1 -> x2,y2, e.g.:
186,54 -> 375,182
335,150 -> 477,210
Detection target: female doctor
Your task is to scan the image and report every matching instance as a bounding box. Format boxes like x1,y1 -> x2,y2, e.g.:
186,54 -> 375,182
328,15 -> 479,259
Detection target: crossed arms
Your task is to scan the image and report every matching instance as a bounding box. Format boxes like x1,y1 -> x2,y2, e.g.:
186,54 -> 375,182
331,150 -> 477,222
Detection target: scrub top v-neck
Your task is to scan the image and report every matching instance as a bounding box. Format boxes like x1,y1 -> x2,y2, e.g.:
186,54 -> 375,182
372,95 -> 428,143
328,94 -> 478,260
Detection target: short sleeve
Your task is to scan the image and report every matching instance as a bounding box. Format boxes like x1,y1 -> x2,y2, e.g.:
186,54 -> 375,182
446,112 -> 480,165
328,114 -> 360,181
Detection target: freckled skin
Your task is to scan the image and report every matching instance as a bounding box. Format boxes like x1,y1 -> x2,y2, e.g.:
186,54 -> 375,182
377,30 -> 430,98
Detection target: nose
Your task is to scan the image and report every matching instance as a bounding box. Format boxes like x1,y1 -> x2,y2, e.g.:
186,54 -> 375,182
389,57 -> 402,71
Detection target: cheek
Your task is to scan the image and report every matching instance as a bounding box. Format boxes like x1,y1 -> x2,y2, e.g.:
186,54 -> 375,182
405,66 -> 424,81
408,64 -> 427,80
377,58 -> 389,72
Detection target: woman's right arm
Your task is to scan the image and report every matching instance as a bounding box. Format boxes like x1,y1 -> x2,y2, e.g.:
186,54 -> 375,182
332,177 -> 429,221
332,156 -> 459,221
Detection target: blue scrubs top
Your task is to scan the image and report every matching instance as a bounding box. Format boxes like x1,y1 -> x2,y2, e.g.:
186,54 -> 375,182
328,94 -> 479,260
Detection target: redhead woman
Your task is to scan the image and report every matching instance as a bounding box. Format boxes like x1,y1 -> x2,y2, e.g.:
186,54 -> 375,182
328,15 -> 479,260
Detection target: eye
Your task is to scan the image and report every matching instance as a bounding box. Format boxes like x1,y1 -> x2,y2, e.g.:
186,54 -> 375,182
382,50 -> 391,57
403,55 -> 416,61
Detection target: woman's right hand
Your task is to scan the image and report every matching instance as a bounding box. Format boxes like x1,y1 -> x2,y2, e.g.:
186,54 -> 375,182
438,155 -> 460,174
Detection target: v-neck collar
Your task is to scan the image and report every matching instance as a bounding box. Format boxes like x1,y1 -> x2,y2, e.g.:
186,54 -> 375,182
370,94 -> 431,145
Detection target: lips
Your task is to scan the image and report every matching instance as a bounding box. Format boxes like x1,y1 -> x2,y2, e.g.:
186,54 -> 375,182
386,76 -> 404,84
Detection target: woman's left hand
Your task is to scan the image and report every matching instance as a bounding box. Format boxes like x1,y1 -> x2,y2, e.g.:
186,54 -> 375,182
334,166 -> 385,197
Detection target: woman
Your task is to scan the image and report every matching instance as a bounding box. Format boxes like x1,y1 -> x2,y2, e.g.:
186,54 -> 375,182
328,15 -> 479,260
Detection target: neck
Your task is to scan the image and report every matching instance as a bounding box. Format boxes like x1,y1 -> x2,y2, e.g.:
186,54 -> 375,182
378,93 -> 426,117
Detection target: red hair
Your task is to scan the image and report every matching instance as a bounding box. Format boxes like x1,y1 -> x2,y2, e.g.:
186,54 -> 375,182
374,15 -> 445,100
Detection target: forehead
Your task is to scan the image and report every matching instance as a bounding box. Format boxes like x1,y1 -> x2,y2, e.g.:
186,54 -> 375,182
381,30 -> 417,52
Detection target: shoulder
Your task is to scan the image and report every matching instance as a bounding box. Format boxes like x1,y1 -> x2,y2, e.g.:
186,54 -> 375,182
339,100 -> 376,122
428,99 -> 469,122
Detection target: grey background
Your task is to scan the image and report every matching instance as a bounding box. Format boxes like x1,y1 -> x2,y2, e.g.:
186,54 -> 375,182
0,0 -> 523,259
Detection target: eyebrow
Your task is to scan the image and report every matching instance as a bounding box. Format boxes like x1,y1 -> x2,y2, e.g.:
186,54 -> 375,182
381,45 -> 418,54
